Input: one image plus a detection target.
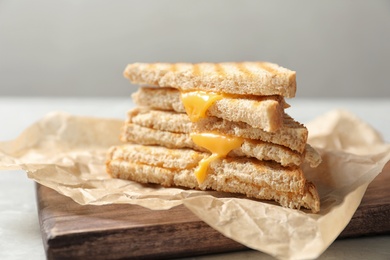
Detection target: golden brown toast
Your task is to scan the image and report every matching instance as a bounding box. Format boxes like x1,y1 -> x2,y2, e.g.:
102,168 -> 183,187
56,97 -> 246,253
121,122 -> 321,168
124,62 -> 296,98
127,107 -> 309,154
106,144 -> 320,213
132,87 -> 285,131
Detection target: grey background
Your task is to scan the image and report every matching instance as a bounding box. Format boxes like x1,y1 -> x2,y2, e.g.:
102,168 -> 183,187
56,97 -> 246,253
1,0 -> 389,98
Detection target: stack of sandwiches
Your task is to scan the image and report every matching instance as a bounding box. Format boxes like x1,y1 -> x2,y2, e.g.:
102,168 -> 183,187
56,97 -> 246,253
106,62 -> 321,213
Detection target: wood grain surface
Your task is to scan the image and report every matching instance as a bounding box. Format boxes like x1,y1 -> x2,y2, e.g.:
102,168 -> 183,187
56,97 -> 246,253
36,162 -> 390,260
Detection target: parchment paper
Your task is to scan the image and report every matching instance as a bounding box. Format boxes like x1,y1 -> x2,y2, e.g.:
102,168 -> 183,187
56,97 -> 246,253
1,110 -> 389,260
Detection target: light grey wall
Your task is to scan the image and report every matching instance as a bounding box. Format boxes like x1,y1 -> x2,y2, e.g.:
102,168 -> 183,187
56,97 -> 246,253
0,0 -> 389,97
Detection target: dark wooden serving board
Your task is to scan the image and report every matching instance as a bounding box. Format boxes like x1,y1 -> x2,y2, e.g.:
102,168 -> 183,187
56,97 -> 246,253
36,162 -> 390,260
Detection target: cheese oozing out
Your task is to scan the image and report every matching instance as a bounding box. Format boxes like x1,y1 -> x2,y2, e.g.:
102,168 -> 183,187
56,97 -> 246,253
191,133 -> 244,184
181,90 -> 244,184
180,91 -> 224,122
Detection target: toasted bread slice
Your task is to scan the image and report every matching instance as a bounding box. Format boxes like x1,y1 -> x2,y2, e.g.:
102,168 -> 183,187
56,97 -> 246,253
132,87 -> 185,113
127,108 -> 308,153
124,62 -> 296,98
108,143 -> 206,170
106,145 -> 320,213
132,87 -> 285,131
121,123 -> 321,168
132,86 -> 290,112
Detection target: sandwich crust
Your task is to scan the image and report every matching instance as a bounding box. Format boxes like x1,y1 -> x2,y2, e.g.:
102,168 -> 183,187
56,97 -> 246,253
127,107 -> 309,154
106,144 -> 320,213
109,61 -> 321,213
124,62 -> 296,98
132,87 -> 285,131
121,123 -> 321,168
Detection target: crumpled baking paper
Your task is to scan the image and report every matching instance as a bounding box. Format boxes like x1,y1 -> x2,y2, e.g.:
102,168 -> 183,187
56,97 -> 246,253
0,110 -> 389,260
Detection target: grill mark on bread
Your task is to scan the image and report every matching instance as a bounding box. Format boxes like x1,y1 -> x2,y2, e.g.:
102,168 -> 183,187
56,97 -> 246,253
124,62 -> 297,97
193,64 -> 201,76
170,64 -> 177,72
148,63 -> 156,70
237,63 -> 253,78
215,63 -> 226,78
257,62 -> 277,75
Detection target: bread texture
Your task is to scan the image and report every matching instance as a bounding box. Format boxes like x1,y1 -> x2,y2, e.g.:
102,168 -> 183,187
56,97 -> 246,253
106,144 -> 320,213
108,144 -> 206,170
108,61 -> 321,213
196,114 -> 308,154
132,86 -> 290,111
121,122 -> 321,168
124,62 -> 296,98
132,87 -> 285,131
127,107 -> 308,153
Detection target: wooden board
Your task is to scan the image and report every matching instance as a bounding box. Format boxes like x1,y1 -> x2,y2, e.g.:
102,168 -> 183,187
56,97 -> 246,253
36,162 -> 390,260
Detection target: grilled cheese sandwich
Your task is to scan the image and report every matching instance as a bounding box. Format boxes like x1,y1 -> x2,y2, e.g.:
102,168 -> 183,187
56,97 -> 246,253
107,61 -> 321,213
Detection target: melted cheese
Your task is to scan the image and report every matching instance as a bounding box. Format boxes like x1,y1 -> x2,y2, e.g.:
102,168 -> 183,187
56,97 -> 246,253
191,133 -> 244,184
180,91 -> 224,122
181,91 -> 244,184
